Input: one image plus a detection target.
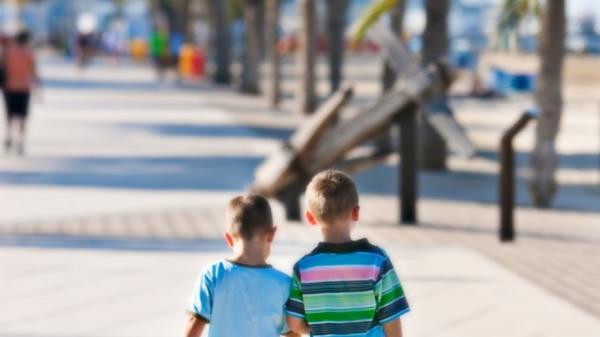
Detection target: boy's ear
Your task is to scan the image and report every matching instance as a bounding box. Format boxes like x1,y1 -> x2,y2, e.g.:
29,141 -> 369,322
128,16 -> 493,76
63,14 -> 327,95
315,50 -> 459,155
351,205 -> 360,221
224,232 -> 235,248
266,226 -> 277,243
305,211 -> 318,226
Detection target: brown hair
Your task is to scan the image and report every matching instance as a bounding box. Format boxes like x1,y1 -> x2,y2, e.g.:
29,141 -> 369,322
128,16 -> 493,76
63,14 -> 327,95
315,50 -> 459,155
305,170 -> 359,224
227,194 -> 273,240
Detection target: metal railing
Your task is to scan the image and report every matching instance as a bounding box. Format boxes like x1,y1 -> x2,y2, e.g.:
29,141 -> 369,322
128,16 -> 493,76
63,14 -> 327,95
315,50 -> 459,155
499,108 -> 539,242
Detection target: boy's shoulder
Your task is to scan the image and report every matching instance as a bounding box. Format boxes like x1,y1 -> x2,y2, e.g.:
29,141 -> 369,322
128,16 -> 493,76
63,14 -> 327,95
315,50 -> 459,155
264,265 -> 292,285
201,260 -> 290,284
294,239 -> 390,268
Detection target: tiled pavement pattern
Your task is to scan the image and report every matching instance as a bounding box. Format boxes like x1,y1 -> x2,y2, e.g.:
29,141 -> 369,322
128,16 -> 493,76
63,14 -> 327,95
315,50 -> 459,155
3,240 -> 600,337
2,196 -> 599,321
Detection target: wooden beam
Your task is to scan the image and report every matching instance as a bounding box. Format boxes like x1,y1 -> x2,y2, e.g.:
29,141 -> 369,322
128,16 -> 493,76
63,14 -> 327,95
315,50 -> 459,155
253,86 -> 354,196
306,68 -> 443,174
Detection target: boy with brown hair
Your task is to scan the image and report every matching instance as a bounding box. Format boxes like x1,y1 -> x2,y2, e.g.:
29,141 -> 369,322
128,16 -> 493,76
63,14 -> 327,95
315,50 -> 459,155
286,170 -> 410,337
184,194 -> 298,337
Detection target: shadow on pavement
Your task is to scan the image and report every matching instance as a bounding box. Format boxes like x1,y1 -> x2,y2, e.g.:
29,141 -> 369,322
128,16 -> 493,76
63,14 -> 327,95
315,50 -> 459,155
43,78 -> 161,91
362,221 -> 600,245
118,123 -> 294,140
42,77 -> 218,92
0,234 -> 311,253
1,156 -> 598,214
478,150 -> 600,170
0,234 -> 229,252
0,156 -> 262,190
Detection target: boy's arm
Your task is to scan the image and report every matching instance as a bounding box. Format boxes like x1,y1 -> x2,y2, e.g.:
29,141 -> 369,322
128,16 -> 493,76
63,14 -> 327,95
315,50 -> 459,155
375,257 -> 410,337
183,314 -> 207,337
287,316 -> 310,335
382,317 -> 403,337
185,266 -> 214,337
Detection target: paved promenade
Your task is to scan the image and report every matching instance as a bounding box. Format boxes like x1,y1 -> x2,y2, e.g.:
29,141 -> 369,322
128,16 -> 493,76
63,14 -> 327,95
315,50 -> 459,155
0,57 -> 599,337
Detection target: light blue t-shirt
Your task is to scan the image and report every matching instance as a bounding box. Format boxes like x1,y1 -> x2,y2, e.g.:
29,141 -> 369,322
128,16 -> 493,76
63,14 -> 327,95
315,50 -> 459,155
187,260 -> 291,337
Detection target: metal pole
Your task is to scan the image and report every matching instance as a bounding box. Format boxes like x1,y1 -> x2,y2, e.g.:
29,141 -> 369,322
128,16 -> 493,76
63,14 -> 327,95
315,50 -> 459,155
400,108 -> 417,224
499,109 -> 537,242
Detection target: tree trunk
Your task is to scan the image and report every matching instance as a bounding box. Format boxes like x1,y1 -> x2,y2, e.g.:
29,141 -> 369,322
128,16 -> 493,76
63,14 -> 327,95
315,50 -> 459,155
382,0 -> 407,92
529,0 -> 566,207
256,0 -> 267,60
298,0 -> 317,114
326,0 -> 350,94
208,0 -> 232,84
376,0 -> 407,153
241,0 -> 261,95
266,0 -> 281,107
419,0 -> 450,170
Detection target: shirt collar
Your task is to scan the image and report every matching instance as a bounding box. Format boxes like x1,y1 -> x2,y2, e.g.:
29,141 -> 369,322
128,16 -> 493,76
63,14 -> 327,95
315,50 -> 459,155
311,238 -> 370,254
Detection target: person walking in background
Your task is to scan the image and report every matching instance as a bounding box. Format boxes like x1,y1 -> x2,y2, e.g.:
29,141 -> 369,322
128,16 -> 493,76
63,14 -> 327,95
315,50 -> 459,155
150,23 -> 170,82
3,30 -> 39,156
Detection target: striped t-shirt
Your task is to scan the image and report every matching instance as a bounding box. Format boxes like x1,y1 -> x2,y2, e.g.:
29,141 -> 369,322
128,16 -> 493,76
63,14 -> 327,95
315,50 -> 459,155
286,239 -> 410,337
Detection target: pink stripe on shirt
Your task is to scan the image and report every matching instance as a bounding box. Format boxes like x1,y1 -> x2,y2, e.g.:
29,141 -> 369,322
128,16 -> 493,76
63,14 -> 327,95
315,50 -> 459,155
300,266 -> 379,283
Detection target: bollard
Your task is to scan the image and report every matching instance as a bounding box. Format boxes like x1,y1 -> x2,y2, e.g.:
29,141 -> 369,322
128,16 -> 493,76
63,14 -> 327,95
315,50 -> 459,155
499,108 -> 538,242
399,108 -> 418,225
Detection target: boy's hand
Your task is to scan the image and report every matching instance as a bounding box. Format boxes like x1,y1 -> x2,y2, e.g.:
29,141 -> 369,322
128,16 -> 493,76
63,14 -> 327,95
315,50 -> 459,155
184,314 -> 207,337
382,318 -> 403,337
287,316 -> 310,335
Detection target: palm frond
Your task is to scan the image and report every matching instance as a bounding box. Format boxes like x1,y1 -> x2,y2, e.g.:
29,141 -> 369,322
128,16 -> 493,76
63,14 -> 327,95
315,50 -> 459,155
497,0 -> 541,35
349,0 -> 400,43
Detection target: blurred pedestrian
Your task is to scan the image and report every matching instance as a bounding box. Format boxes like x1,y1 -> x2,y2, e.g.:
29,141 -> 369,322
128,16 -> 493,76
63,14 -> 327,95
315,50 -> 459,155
2,30 -> 39,156
150,23 -> 170,81
76,13 -> 98,69
76,32 -> 95,68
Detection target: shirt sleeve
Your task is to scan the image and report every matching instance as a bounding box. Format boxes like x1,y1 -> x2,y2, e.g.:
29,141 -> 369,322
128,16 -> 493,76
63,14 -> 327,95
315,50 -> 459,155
374,256 -> 410,324
186,266 -> 214,322
285,265 -> 306,319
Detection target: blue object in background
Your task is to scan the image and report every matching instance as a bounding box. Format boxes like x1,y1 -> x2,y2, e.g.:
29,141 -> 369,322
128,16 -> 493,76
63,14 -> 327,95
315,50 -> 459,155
453,51 -> 478,70
490,67 -> 536,96
170,33 -> 184,57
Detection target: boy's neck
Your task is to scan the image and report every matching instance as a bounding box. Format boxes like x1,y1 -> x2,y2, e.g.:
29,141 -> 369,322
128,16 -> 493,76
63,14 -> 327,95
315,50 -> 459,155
320,221 -> 353,243
231,241 -> 269,266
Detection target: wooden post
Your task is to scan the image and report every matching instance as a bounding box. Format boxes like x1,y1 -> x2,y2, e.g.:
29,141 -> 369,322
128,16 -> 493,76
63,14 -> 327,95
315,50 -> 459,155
277,180 -> 306,221
400,107 -> 418,224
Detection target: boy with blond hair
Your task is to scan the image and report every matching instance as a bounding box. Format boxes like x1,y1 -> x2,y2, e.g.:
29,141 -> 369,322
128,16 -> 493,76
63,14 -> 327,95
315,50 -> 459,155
184,194 -> 298,337
286,170 -> 410,337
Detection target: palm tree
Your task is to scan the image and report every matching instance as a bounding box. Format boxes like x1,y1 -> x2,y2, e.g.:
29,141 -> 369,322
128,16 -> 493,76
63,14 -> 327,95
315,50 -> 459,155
419,0 -> 450,170
240,0 -> 261,94
298,0 -> 318,114
207,0 -> 232,84
377,0 -> 407,152
151,0 -> 192,40
382,0 -> 407,92
531,0 -> 565,207
265,0 -> 281,107
497,0 -> 566,207
350,0 -> 451,168
325,0 -> 350,94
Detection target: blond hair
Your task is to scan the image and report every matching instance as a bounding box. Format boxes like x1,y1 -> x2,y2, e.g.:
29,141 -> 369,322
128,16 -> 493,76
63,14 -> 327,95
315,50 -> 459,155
227,194 -> 273,240
305,170 -> 359,224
